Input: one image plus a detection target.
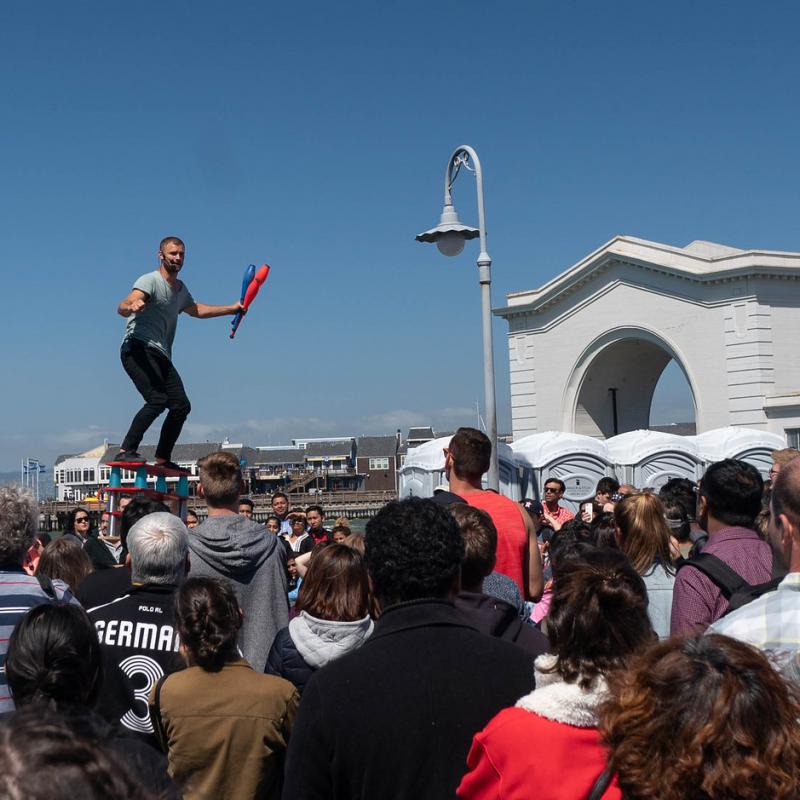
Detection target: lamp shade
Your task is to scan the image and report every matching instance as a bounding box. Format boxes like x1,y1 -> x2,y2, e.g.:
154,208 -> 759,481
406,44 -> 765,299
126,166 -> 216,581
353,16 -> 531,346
415,203 -> 479,256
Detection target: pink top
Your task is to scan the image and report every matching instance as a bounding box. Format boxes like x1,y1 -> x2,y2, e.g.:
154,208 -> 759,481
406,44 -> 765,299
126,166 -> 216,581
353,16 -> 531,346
464,491 -> 528,597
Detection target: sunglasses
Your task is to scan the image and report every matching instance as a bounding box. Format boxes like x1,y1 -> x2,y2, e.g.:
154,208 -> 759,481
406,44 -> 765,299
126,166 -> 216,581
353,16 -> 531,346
75,517 -> 90,523
543,487 -> 561,494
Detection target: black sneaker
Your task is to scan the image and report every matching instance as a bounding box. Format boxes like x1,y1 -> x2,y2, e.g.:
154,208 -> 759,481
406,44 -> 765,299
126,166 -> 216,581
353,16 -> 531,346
116,451 -> 145,463
155,460 -> 182,471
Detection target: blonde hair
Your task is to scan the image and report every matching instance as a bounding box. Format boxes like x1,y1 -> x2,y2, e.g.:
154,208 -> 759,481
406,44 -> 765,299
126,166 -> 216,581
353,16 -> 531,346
614,492 -> 674,575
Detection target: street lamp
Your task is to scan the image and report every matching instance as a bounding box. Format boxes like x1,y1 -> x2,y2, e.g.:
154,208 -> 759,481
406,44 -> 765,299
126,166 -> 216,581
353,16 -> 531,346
416,145 -> 499,491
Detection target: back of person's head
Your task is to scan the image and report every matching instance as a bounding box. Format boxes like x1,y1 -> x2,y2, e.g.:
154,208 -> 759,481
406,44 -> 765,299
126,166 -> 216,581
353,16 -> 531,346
601,635 -> 800,800
658,477 -> 696,520
661,497 -> 691,542
343,530 -> 365,555
772,457 -> 800,531
6,603 -> 102,709
365,497 -> 464,608
296,543 -> 371,621
773,447 -> 800,470
127,512 -> 188,585
448,427 -> 491,481
0,485 -> 37,568
614,492 -> 674,575
36,538 -> 93,594
700,459 -> 763,528
0,706 -> 152,800
197,451 -> 241,507
175,577 -> 242,672
448,504 -> 497,592
547,549 -> 653,688
590,512 -> 618,550
549,520 -> 595,577
120,496 -> 169,549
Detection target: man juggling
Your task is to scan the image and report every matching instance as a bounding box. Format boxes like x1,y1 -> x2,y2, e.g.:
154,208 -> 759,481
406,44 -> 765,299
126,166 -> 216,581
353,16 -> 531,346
115,236 -> 244,469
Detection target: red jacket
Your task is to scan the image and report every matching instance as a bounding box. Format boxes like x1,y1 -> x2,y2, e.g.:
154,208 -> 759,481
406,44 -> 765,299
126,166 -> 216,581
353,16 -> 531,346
457,706 -> 620,800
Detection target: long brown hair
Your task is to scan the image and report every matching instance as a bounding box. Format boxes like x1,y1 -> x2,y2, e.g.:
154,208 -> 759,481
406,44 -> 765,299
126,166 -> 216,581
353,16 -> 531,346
614,492 -> 675,575
296,544 -> 371,622
600,635 -> 800,800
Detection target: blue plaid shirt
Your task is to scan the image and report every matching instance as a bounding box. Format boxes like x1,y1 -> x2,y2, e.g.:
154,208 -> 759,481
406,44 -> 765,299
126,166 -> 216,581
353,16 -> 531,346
707,572 -> 800,672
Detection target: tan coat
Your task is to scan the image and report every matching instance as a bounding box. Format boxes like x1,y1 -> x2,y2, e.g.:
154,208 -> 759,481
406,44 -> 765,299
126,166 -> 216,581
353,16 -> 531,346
149,658 -> 299,800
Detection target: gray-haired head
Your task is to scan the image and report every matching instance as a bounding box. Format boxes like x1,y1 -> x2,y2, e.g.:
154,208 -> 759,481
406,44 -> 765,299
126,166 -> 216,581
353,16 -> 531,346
0,486 -> 37,569
127,512 -> 189,585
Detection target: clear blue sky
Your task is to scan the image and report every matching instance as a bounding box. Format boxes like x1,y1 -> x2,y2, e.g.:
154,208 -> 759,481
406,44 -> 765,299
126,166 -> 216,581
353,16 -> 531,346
2,0 -> 799,471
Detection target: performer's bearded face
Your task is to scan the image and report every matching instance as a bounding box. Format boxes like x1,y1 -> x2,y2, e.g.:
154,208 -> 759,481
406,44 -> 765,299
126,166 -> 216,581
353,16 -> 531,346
160,243 -> 185,273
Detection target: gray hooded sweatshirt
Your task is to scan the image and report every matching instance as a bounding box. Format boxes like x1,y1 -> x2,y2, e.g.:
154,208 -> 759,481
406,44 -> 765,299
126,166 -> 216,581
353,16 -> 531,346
188,514 -> 288,669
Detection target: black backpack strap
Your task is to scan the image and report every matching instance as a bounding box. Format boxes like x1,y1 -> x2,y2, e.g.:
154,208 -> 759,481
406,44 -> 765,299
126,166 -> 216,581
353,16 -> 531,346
36,572 -> 57,600
679,553 -> 748,599
587,766 -> 613,800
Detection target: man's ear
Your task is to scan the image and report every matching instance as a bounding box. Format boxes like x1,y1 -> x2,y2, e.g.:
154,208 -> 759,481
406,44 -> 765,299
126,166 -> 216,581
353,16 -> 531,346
197,483 -> 205,499
125,553 -> 132,569
697,494 -> 708,519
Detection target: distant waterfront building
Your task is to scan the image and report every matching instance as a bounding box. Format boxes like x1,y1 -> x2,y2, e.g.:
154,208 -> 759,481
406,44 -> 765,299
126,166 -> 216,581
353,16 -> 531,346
356,435 -> 401,492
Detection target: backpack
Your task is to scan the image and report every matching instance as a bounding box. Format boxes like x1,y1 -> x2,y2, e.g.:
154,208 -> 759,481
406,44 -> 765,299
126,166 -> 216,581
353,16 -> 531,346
678,553 -> 781,615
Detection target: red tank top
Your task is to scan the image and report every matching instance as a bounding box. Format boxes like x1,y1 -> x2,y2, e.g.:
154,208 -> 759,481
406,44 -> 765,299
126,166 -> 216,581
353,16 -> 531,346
464,491 -> 528,597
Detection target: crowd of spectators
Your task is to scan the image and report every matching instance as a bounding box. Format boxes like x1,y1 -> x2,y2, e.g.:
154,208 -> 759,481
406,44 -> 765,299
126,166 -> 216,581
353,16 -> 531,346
0,431 -> 799,798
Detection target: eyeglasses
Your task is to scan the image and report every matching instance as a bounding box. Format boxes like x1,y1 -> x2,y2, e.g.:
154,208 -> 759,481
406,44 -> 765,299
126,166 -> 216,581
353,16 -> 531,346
543,487 -> 561,494
75,517 -> 89,524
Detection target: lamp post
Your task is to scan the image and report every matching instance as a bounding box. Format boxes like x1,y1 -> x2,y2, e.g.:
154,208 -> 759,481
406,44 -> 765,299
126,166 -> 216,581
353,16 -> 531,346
416,145 -> 499,491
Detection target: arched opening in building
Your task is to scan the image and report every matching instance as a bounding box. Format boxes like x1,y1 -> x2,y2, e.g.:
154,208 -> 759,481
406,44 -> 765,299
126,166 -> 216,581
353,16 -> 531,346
571,335 -> 697,438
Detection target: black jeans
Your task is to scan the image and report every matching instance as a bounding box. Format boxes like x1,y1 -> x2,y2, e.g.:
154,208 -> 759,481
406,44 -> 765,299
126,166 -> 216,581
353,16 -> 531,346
120,339 -> 191,461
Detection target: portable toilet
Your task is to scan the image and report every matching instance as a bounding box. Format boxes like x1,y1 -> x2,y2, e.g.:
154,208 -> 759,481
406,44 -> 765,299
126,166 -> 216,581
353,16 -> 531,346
398,435 -> 520,500
606,430 -> 702,491
692,427 -> 786,479
511,431 -> 613,513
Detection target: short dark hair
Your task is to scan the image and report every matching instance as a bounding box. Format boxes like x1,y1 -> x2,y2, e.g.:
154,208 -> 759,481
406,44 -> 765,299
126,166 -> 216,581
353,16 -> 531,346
6,603 -> 102,708
659,477 -> 696,521
185,509 -> 199,521
238,498 -> 254,510
700,459 -> 763,528
595,477 -> 620,496
159,235 -> 185,251
305,505 -> 324,517
549,520 -> 595,576
448,504 -> 497,591
296,544 -> 371,621
365,498 -> 464,607
546,549 -> 654,688
198,451 -> 242,507
544,477 -> 566,493
331,524 -> 351,538
448,427 -> 491,481
175,577 -> 242,672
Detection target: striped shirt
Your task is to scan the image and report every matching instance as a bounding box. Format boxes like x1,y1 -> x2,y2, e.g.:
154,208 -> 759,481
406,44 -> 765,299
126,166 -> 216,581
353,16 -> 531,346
708,572 -> 800,673
0,570 -> 78,712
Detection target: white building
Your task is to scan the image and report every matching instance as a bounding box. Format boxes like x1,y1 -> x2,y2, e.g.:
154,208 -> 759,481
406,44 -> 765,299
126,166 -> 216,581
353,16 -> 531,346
496,236 -> 800,444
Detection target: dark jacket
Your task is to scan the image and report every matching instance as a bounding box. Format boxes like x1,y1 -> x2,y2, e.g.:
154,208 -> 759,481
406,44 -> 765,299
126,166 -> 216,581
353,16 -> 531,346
266,628 -> 314,694
283,599 -> 535,800
454,591 -> 549,659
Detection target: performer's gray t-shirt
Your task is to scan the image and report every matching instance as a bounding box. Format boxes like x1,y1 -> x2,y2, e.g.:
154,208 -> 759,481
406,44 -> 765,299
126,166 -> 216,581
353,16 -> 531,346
122,270 -> 194,360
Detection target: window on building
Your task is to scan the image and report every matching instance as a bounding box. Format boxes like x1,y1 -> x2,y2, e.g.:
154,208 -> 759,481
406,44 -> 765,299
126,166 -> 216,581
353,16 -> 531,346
787,428 -> 800,449
369,457 -> 390,470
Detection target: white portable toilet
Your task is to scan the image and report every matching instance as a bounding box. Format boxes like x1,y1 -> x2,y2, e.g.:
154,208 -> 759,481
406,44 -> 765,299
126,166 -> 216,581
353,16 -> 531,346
606,430 -> 702,491
511,431 -> 613,513
692,427 -> 786,479
398,435 -> 520,500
